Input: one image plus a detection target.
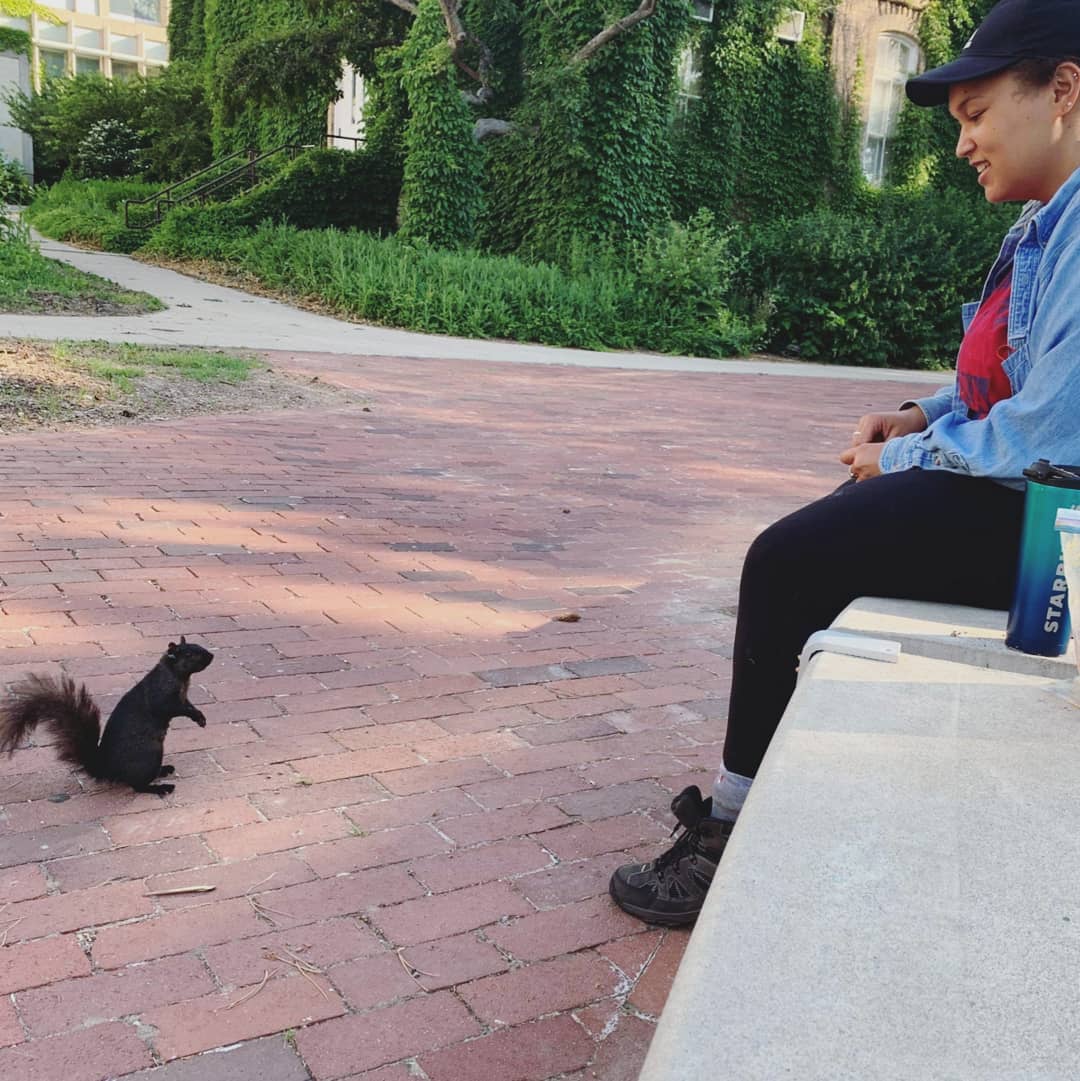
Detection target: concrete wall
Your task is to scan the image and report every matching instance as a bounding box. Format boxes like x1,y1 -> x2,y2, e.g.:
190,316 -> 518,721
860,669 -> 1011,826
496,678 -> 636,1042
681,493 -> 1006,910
0,49 -> 33,179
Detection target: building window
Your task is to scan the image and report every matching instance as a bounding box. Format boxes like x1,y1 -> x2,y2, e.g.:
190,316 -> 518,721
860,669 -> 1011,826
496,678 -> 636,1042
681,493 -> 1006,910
144,39 -> 168,62
110,0 -> 161,22
675,40 -> 704,117
775,9 -> 806,44
109,32 -> 137,55
691,1 -> 713,21
329,63 -> 368,145
37,20 -> 69,43
111,59 -> 138,78
39,48 -> 68,77
862,32 -> 921,185
74,26 -> 102,49
75,54 -> 101,74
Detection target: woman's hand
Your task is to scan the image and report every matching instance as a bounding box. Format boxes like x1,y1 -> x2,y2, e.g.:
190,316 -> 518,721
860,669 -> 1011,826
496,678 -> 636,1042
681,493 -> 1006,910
839,441 -> 885,482
850,407 -> 927,447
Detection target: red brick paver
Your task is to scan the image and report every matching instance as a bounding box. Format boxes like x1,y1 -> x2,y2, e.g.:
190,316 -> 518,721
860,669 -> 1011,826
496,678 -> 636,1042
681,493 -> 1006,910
0,350 -> 940,1079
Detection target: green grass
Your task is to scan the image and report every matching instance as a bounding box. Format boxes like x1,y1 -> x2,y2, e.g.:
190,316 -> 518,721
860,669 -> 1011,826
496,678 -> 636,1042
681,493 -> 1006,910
51,341 -> 257,391
0,236 -> 164,314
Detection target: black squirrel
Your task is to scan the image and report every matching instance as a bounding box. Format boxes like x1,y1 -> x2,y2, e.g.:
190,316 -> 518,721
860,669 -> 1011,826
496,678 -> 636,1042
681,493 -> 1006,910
0,637 -> 214,797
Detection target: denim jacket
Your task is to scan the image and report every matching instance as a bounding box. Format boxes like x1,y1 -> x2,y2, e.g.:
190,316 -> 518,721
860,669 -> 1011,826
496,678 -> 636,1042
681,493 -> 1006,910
878,164 -> 1080,490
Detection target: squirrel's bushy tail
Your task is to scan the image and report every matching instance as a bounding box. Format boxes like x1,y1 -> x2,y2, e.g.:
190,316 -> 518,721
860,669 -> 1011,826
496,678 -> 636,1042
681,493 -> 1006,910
0,674 -> 103,776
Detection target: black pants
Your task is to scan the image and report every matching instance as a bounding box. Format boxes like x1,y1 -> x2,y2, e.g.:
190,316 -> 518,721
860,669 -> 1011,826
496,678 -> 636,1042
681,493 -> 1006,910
721,468 -> 1025,778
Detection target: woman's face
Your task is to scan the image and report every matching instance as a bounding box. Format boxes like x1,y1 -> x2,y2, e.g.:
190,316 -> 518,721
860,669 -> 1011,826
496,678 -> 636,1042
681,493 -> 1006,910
950,66 -> 1077,203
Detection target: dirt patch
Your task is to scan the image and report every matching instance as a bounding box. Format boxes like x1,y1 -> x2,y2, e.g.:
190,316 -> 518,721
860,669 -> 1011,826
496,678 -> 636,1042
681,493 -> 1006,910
21,290 -> 154,316
0,340 -> 369,432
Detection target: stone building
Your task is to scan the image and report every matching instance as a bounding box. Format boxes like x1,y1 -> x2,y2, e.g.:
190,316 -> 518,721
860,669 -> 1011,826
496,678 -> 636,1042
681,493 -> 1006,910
675,1 -> 930,187
831,0 -> 929,183
0,0 -> 170,88
0,42 -> 33,175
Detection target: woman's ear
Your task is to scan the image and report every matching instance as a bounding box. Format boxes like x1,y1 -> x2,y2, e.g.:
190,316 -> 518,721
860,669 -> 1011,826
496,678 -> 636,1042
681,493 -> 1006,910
1052,61 -> 1080,114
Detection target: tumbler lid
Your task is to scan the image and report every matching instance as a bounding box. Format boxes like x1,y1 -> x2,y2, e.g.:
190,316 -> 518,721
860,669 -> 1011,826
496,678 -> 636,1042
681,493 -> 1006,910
1055,508 -> 1080,534
1023,460 -> 1080,488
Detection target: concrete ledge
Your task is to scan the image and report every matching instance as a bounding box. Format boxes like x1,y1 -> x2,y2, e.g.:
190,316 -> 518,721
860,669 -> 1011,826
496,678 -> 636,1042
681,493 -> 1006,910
834,596 -> 1076,680
639,606 -> 1080,1080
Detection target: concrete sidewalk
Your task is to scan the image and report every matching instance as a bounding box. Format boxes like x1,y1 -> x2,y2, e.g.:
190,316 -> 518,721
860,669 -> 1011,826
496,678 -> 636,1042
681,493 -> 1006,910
2,235 -> 952,385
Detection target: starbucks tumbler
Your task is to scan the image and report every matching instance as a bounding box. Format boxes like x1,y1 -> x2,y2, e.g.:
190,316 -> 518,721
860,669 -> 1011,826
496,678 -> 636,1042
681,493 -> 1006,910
1005,460 -> 1080,656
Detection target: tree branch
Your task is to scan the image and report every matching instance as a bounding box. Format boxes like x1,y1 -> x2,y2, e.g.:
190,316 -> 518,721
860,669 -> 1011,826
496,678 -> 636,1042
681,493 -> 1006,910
381,0 -> 491,88
571,0 -> 657,65
438,0 -> 467,51
473,117 -> 515,141
453,56 -> 482,82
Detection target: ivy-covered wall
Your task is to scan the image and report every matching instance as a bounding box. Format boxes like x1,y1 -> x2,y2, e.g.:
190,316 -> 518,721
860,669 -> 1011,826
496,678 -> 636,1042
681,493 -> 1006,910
165,0 -> 1004,257
671,0 -> 859,224
198,0 -> 326,154
0,26 -> 31,55
480,0 -> 688,260
167,0 -> 205,63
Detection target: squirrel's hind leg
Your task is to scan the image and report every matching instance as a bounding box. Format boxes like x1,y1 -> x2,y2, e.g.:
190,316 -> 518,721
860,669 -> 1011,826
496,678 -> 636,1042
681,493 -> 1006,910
157,765 -> 175,777
136,782 -> 175,797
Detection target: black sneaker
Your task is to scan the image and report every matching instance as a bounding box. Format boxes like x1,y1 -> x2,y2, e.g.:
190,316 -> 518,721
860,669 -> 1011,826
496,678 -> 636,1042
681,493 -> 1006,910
609,785 -> 733,926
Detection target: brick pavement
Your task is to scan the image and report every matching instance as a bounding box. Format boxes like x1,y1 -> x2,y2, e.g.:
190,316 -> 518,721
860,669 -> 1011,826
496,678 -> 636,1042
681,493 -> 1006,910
0,352 -> 941,1081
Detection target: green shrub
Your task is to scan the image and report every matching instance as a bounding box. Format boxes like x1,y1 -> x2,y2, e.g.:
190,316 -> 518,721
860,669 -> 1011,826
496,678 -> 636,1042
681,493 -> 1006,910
738,190 -> 1014,368
4,65 -> 212,185
142,203 -> 252,259
25,176 -> 158,250
633,210 -> 762,357
252,148 -> 400,234
76,118 -> 143,179
0,154 -> 34,206
5,74 -> 142,184
145,217 -> 759,357
0,213 -> 29,246
136,61 -> 214,182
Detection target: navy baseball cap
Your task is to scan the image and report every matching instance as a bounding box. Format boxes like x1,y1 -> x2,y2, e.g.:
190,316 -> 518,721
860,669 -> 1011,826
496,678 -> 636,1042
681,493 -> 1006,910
906,0 -> 1080,106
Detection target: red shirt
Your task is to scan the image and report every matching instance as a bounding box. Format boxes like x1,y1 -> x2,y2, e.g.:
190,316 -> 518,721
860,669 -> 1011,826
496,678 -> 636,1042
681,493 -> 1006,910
955,280 -> 1014,419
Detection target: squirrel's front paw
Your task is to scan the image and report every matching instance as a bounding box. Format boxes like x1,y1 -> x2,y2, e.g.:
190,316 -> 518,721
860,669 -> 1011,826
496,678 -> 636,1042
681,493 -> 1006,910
192,710 -> 207,728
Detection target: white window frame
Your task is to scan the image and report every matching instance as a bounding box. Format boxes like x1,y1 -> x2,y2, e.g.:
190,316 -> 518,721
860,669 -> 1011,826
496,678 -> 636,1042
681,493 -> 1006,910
775,9 -> 806,44
675,39 -> 704,117
861,32 -> 922,186
690,1 -> 713,23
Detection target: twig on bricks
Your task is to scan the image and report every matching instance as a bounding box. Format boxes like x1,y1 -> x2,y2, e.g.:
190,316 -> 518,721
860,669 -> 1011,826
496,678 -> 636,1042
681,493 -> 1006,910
220,969 -> 271,1011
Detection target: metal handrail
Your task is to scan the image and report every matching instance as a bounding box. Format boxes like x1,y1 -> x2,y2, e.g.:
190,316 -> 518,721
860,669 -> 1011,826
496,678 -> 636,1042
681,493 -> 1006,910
326,133 -> 364,148
123,147 -> 252,226
123,143 -> 306,228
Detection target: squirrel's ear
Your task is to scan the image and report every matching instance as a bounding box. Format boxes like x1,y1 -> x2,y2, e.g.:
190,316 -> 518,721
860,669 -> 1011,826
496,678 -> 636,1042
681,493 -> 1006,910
179,635 -> 186,645
168,642 -> 177,651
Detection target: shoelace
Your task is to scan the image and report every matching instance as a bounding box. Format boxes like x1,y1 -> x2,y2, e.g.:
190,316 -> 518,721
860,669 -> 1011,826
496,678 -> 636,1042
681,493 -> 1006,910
653,821 -> 702,877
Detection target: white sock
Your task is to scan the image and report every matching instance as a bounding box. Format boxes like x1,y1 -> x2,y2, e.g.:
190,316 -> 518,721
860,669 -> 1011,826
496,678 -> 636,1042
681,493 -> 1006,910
711,768 -> 753,822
